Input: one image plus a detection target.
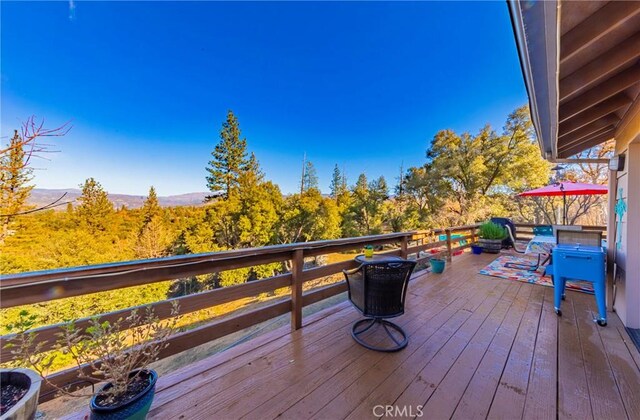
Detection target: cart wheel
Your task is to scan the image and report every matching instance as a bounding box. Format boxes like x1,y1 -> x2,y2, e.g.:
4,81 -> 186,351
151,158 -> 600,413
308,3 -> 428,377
555,309 -> 562,317
596,319 -> 607,327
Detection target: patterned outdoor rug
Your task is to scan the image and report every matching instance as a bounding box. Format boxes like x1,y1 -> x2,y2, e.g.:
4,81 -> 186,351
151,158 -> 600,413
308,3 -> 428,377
479,255 -> 594,294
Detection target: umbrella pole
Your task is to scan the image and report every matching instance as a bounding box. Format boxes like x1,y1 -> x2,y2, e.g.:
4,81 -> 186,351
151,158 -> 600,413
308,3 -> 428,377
563,192 -> 567,225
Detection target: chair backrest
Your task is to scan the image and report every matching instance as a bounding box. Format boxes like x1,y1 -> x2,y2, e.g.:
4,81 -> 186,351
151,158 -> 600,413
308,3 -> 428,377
552,224 -> 582,238
556,229 -> 602,247
533,225 -> 553,236
490,217 -> 516,247
344,260 -> 416,318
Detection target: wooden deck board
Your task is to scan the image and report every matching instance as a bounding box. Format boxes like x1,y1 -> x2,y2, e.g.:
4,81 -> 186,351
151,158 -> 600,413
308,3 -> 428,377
487,285 -> 545,419
557,294 -> 593,420
405,282 -> 521,419
450,282 -> 534,420
132,252 -> 640,420
523,287 -> 558,420
573,291 -> 628,420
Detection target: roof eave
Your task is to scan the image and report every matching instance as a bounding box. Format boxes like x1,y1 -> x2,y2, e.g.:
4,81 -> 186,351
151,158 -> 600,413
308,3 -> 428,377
507,0 -> 560,162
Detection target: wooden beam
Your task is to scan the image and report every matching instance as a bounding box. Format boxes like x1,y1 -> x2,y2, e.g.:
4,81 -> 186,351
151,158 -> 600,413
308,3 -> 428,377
559,93 -> 630,137
560,32 -> 640,102
0,251 -> 292,308
558,126 -> 614,153
301,281 -> 347,307
0,232 -> 413,287
400,236 -> 409,259
615,92 -> 640,153
558,115 -> 618,141
561,2 -> 640,64
555,158 -> 609,164
558,123 -> 617,153
290,249 -> 303,331
558,129 -> 616,158
559,65 -> 640,122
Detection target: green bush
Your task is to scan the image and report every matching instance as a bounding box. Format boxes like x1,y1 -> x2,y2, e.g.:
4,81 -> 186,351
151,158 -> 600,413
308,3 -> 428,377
478,222 -> 507,240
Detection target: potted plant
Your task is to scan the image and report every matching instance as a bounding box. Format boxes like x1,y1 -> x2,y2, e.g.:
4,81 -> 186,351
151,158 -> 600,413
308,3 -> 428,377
0,368 -> 42,420
429,257 -> 446,274
2,311 -> 44,420
5,303 -> 179,420
470,244 -> 483,255
478,222 -> 506,254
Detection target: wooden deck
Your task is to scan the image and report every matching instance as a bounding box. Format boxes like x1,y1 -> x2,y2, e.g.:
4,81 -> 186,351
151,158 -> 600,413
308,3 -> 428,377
142,252 -> 640,420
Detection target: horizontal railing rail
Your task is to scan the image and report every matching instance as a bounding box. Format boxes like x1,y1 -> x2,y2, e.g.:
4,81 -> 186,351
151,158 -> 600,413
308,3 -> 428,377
514,223 -> 607,239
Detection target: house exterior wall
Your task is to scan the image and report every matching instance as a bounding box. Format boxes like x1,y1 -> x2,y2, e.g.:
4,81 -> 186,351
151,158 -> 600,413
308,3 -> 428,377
613,141 -> 640,328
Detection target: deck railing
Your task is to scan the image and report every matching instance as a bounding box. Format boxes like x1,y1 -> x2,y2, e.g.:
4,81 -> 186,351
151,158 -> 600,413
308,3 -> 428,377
513,223 -> 607,240
0,222 -> 604,402
0,225 -> 479,402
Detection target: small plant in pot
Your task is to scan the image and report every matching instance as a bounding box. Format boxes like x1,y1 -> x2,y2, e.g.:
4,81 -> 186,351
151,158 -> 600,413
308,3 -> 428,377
478,222 -> 507,254
6,303 -> 179,420
1,312 -> 43,420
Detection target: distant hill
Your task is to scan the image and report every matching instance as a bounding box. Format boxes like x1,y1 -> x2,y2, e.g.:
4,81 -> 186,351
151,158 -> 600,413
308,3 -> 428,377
28,189 -> 209,209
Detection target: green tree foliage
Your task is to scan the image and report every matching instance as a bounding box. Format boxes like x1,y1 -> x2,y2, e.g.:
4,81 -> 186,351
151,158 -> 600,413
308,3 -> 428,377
406,105 -> 550,225
384,169 -> 420,232
329,164 -> 344,200
0,130 -> 34,242
205,110 -> 249,199
278,189 -> 341,243
134,186 -> 170,259
301,159 -> 319,193
234,154 -> 283,248
342,174 -> 388,236
76,178 -> 114,233
141,186 -> 161,224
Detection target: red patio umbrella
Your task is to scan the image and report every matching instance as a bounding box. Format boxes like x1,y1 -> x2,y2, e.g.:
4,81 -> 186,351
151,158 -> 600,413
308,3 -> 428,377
518,182 -> 608,225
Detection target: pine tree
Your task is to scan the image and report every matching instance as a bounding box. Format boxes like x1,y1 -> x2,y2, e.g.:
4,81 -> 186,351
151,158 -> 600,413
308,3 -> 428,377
0,130 -> 34,242
370,176 -> 389,201
329,164 -> 345,200
301,160 -> 319,193
141,186 -> 161,225
205,110 -> 249,200
76,178 -> 114,233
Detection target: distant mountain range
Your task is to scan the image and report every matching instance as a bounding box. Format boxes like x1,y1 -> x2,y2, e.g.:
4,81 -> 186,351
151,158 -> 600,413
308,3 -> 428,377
28,189 -> 209,209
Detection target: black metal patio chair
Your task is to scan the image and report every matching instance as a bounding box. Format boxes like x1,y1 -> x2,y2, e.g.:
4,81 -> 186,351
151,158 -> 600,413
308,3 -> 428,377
503,225 -> 544,271
343,260 -> 416,352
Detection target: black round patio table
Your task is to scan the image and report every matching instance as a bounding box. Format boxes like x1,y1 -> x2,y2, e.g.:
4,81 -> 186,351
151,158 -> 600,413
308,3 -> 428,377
354,254 -> 405,264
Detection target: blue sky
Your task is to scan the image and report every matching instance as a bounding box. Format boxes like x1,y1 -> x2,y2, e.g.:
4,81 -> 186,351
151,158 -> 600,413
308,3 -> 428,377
1,1 -> 526,196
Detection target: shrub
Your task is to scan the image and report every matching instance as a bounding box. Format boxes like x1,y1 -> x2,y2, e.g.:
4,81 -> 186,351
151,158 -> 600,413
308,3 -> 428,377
478,222 -> 506,240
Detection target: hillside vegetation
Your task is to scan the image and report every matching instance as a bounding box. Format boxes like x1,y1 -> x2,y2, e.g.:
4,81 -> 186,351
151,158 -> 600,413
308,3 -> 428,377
0,107 -> 609,372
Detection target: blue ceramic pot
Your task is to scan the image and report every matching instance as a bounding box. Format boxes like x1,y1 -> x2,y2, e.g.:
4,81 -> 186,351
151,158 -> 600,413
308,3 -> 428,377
89,369 -> 157,420
471,245 -> 483,255
430,258 -> 446,274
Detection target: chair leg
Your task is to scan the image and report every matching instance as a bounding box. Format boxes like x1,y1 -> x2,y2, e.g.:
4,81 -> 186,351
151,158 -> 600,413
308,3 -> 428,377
351,318 -> 408,352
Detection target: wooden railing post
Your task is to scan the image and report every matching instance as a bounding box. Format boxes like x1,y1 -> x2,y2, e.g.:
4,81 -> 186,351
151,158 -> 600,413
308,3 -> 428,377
445,228 -> 453,263
400,236 -> 409,259
470,227 -> 476,244
291,249 -> 304,331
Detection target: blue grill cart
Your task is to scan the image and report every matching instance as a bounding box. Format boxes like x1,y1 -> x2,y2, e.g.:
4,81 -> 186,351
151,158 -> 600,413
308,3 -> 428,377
552,244 -> 607,326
